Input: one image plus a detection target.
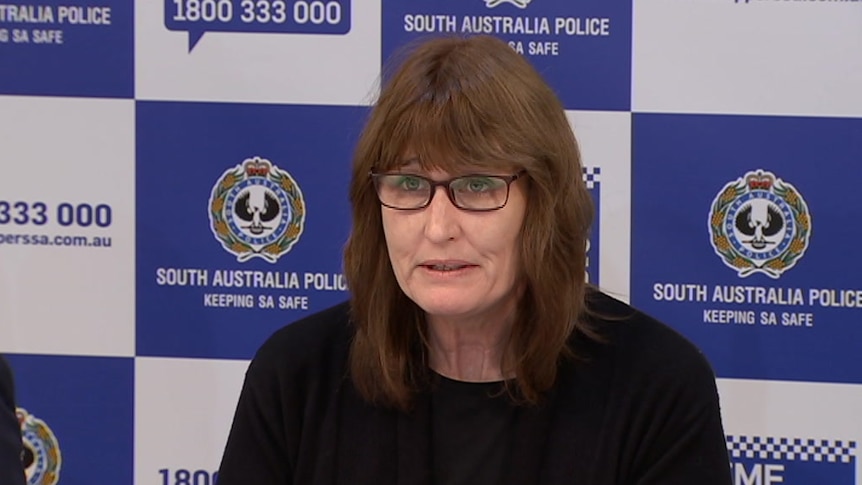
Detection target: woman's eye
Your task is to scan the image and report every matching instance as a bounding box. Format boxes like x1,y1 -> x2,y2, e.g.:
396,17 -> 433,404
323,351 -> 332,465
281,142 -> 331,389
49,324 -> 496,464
398,176 -> 423,191
462,177 -> 493,192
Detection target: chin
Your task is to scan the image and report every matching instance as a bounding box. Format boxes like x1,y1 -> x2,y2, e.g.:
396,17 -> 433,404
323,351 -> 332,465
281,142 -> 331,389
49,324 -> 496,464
410,292 -> 488,320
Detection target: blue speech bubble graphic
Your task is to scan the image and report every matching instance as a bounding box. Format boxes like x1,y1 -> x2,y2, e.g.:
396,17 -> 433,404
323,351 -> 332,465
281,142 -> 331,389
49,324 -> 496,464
164,0 -> 352,52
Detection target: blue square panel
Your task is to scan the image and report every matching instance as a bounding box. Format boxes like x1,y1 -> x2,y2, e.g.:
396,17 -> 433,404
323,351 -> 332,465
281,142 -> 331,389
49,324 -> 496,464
631,113 -> 862,384
382,0 -> 632,111
136,101 -> 367,360
0,1 -> 134,98
4,354 -> 134,485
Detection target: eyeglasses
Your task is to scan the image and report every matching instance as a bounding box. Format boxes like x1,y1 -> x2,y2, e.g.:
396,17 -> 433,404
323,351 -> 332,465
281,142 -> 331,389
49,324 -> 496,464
370,170 -> 526,211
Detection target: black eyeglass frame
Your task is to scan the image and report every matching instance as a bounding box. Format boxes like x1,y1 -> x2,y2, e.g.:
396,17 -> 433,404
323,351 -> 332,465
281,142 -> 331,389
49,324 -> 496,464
369,169 -> 527,212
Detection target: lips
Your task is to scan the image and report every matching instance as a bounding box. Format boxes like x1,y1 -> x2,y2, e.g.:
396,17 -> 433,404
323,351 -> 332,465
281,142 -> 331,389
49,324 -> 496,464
428,264 -> 464,271
420,260 -> 475,272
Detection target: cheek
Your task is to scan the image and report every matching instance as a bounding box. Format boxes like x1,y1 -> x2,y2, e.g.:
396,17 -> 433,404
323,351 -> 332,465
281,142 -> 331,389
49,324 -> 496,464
491,212 -> 526,276
380,207 -> 392,242
380,210 -> 410,270
380,211 -> 396,258
381,210 -> 399,249
500,237 -> 522,278
472,226 -> 521,281
381,209 -> 422,248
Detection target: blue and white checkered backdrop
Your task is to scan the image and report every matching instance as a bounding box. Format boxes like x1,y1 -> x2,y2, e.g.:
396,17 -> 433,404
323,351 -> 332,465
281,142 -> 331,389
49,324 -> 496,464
1,1 -> 860,484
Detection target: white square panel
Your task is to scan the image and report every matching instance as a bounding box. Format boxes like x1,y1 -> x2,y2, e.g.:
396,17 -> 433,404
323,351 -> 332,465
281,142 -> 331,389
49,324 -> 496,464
718,378 -> 862,480
135,357 -> 249,485
135,1 -> 382,105
633,0 -> 862,117
0,96 -> 134,357
566,110 -> 632,303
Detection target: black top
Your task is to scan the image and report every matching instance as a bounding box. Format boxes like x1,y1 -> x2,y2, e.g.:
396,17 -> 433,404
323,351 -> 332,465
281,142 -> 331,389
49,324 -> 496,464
0,356 -> 25,485
217,290 -> 733,485
431,374 -> 513,485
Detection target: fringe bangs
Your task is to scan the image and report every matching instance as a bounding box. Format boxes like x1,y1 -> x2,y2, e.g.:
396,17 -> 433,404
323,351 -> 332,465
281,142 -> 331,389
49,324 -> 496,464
373,83 -> 530,174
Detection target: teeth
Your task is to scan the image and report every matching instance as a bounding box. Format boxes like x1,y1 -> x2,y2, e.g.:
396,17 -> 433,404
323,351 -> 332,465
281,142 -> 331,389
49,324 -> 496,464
431,264 -> 461,271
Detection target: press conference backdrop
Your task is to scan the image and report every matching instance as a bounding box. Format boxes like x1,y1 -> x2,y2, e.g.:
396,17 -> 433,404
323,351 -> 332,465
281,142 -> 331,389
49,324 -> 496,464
0,1 -> 860,484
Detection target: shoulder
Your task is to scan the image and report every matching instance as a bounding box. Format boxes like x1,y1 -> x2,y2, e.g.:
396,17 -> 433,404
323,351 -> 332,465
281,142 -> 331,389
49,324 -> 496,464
0,357 -> 12,401
248,301 -> 353,381
579,288 -> 717,387
575,291 -> 731,483
218,303 -> 354,485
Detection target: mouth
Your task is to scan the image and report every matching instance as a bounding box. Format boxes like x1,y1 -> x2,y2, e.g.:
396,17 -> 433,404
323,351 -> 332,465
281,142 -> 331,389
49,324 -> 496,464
419,261 -> 476,273
425,264 -> 467,271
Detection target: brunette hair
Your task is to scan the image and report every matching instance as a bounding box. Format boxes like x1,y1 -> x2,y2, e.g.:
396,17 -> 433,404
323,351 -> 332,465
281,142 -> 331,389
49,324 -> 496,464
343,35 -> 595,411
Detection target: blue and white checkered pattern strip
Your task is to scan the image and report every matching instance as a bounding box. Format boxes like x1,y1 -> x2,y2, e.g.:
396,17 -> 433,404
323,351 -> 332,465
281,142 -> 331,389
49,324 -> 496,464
726,436 -> 857,463
582,166 -> 601,190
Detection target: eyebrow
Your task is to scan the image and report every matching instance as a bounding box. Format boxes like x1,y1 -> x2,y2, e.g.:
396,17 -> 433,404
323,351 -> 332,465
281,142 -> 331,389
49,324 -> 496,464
392,157 -> 511,176
397,157 -> 420,168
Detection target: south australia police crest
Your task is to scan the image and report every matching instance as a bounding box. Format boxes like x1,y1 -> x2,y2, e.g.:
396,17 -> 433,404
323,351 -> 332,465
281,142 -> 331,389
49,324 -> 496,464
708,170 -> 811,279
17,408 -> 61,485
209,157 -> 305,263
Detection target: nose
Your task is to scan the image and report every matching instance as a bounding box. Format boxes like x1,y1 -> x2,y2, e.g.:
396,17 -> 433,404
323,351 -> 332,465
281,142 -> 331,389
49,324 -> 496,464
423,185 -> 460,243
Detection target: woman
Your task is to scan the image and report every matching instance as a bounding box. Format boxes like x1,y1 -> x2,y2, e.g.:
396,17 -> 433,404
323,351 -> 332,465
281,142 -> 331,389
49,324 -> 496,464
218,35 -> 732,484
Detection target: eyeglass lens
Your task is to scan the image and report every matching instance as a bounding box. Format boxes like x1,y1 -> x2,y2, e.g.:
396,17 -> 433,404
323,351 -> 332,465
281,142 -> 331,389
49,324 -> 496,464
374,174 -> 512,210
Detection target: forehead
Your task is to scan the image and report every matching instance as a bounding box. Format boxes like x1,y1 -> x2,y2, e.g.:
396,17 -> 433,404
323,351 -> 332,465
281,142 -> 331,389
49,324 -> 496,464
371,91 -> 530,176
394,156 -> 515,176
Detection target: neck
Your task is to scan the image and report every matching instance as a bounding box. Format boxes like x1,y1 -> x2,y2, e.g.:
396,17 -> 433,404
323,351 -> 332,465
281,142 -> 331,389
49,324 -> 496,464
426,306 -> 516,383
